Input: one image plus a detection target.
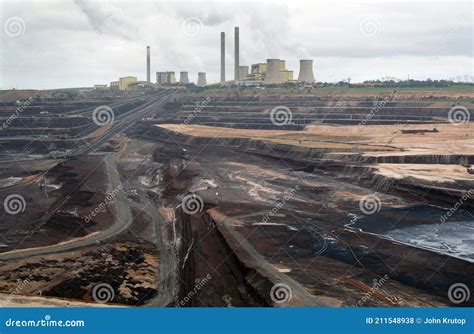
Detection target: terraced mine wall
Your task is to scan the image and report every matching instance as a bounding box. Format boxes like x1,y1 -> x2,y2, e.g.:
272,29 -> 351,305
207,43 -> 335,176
135,124 -> 474,211
156,96 -> 462,129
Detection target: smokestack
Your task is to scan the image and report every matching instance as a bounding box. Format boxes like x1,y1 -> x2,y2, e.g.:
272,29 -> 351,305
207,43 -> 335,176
297,59 -> 315,83
197,72 -> 207,86
234,26 -> 239,81
264,59 -> 282,85
238,66 -> 249,80
220,32 -> 225,83
146,46 -> 150,83
179,71 -> 189,84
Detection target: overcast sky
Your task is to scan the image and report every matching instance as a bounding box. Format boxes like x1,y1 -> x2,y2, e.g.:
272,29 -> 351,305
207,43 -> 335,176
0,0 -> 472,89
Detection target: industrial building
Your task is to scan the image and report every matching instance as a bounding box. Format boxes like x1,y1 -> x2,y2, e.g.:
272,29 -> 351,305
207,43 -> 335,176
118,76 -> 138,90
297,59 -> 315,83
218,26 -> 309,85
234,27 -> 239,81
197,72 -> 207,86
128,81 -> 155,91
104,26 -> 314,90
156,72 -> 176,85
110,81 -> 119,90
238,66 -> 249,81
179,72 -> 190,84
146,46 -> 151,83
220,32 -> 225,83
94,84 -> 108,90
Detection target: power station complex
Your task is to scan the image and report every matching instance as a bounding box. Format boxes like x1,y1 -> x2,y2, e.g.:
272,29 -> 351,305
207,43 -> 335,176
100,26 -> 315,90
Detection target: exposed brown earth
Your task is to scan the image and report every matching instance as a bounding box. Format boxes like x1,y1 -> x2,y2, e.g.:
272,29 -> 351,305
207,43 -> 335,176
0,89 -> 472,307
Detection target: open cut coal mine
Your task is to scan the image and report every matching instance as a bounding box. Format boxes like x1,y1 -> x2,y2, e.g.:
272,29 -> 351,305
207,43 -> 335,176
0,89 -> 472,307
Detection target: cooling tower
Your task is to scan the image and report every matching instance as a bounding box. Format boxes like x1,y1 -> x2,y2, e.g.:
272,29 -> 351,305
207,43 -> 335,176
146,46 -> 150,83
297,59 -> 315,83
239,66 -> 249,80
156,72 -> 164,84
179,71 -> 189,84
264,59 -> 282,84
234,26 -> 239,81
220,32 -> 225,83
197,72 -> 207,86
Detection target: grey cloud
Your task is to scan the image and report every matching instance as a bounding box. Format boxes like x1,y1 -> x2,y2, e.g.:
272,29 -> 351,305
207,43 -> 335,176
73,0 -> 140,40
0,1 -> 472,89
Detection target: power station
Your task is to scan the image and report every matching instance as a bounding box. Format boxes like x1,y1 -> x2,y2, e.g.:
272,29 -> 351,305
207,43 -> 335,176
179,72 -> 189,84
104,26 -> 315,90
298,59 -> 315,83
220,32 -> 225,83
197,72 -> 207,86
234,27 -> 239,81
146,46 -> 150,83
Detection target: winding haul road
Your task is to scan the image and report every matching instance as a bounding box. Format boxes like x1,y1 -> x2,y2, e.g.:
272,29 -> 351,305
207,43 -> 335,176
0,91 -> 176,262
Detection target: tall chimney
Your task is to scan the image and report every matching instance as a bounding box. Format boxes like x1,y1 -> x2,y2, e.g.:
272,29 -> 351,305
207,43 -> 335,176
220,32 -> 225,83
234,26 -> 239,81
146,46 -> 150,83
